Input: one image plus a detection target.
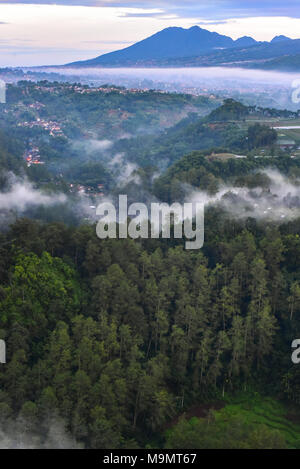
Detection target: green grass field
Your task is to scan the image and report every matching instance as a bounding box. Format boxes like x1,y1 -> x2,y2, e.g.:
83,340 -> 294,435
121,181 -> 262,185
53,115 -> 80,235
163,392 -> 300,449
215,393 -> 300,448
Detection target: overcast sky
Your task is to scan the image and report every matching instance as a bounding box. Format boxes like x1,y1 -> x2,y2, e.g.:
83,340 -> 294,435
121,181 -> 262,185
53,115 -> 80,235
0,1 -> 300,66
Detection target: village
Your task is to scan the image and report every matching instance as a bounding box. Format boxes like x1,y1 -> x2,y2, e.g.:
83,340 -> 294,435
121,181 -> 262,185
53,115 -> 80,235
32,82 -> 168,96
68,183 -> 105,198
18,118 -> 64,137
23,144 -> 44,167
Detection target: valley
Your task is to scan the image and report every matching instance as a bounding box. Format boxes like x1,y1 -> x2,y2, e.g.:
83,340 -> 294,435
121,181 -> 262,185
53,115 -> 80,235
1,11 -> 300,450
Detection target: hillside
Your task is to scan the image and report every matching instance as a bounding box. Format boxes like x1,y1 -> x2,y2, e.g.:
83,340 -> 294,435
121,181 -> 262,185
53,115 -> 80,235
112,99 -> 299,171
248,53 -> 300,71
2,80 -> 300,449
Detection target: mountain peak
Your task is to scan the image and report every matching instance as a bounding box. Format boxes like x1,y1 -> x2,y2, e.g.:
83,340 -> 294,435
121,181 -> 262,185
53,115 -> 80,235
234,36 -> 258,47
68,25 -> 237,66
66,26 -> 297,69
271,35 -> 292,43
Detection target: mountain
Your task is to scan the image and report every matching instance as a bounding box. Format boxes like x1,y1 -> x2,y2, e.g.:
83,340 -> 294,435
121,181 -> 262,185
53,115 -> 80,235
248,53 -> 300,71
271,35 -> 292,43
150,37 -> 300,68
234,36 -> 258,48
66,26 -> 300,71
67,26 -> 259,67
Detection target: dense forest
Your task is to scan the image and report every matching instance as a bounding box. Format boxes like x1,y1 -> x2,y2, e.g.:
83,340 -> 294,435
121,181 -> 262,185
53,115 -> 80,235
1,206 -> 300,448
1,85 -> 300,448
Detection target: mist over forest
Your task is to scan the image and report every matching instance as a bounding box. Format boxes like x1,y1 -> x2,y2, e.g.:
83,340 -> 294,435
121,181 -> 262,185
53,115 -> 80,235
2,20 -> 300,450
30,66 -> 300,111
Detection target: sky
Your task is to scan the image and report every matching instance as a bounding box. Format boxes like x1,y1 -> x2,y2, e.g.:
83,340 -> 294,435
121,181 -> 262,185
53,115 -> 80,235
0,1 -> 300,66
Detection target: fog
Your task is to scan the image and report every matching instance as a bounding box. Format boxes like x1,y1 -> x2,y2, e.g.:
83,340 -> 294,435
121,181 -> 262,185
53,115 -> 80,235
73,138 -> 113,154
70,138 -> 114,164
0,173 -> 73,228
0,417 -> 82,449
188,169 -> 300,222
36,66 -> 300,109
41,66 -> 299,87
108,152 -> 141,185
0,174 -> 66,213
2,168 -> 300,231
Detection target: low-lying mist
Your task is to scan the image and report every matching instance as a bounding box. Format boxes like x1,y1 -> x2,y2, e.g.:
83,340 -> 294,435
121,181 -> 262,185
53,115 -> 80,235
2,166 -> 300,231
36,66 -> 299,110
0,417 -> 82,449
71,138 -> 113,155
188,169 -> 300,222
0,174 -> 66,212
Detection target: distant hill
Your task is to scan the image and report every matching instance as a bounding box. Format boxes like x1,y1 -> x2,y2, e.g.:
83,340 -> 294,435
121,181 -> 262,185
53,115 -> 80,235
150,38 -> 300,69
66,26 -> 300,72
271,35 -> 292,43
234,36 -> 257,48
249,53 -> 300,71
67,26 -> 260,67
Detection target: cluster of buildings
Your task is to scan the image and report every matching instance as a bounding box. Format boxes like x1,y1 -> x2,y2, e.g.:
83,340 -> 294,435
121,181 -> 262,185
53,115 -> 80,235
31,83 -> 156,96
70,85 -> 166,96
23,145 -> 44,167
72,85 -> 124,94
69,183 -> 104,197
18,118 -> 64,137
28,102 -> 45,111
277,139 -> 297,151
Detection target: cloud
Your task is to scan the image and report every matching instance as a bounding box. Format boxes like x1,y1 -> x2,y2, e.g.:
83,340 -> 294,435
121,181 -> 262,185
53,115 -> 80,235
2,1 -> 300,19
82,40 -> 132,44
108,152 -> 141,185
0,416 -> 82,449
197,19 -> 237,25
188,169 -> 300,223
71,138 -> 113,154
119,12 -> 169,18
1,2 -> 300,66
0,174 -> 66,212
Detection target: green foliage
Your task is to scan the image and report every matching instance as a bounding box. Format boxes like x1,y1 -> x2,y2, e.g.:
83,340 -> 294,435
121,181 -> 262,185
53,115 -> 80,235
247,123 -> 277,150
207,99 -> 249,122
1,83 -> 300,449
165,408 -> 287,449
0,213 -> 299,447
152,147 -> 300,203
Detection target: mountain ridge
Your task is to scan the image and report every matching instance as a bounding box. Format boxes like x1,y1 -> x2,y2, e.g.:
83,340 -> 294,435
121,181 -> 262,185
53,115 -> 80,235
67,26 -> 261,67
65,25 -> 300,72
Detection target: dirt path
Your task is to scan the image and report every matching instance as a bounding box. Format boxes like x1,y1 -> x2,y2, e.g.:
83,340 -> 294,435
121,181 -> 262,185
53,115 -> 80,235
165,400 -> 226,430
